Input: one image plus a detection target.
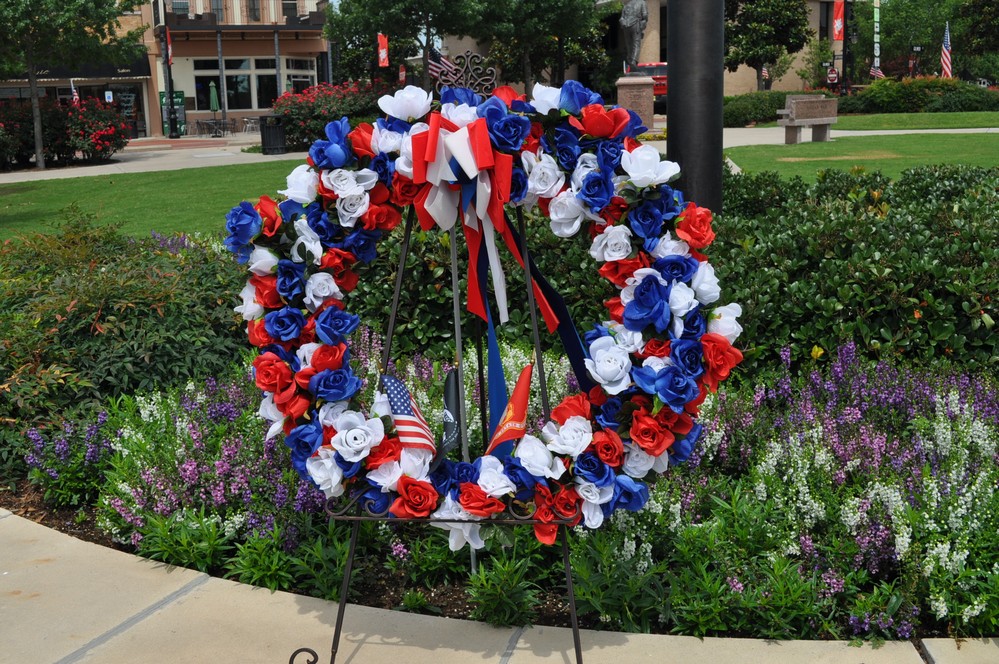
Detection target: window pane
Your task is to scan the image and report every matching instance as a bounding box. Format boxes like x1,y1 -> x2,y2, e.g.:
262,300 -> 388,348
256,74 -> 278,108
194,60 -> 219,71
286,58 -> 315,71
247,0 -> 260,21
254,58 -> 276,70
226,75 -> 252,109
282,1 -> 297,18
195,75 -> 220,110
224,59 -> 250,70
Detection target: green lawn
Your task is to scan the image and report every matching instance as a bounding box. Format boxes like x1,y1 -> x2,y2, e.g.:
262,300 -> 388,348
759,111 -> 999,130
0,160 -> 301,241
726,133 -> 999,181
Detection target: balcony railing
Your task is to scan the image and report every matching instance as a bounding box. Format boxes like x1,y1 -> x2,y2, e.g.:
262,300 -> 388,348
164,0 -> 325,26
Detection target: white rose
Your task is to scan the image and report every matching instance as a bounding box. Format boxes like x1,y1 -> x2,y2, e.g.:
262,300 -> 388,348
441,102 -> 478,127
370,390 -> 391,419
234,281 -> 263,321
318,401 -> 349,427
649,231 -> 691,259
589,225 -> 633,262
530,83 -> 562,115
620,145 -> 681,189
377,85 -> 433,122
306,446 -> 345,498
477,456 -> 517,497
691,261 -> 721,305
258,394 -> 285,440
707,303 -> 744,343
296,342 -> 321,369
542,416 -> 593,458
303,272 -> 344,312
570,153 -> 600,191
575,479 -> 615,529
669,282 -> 698,338
525,152 -> 566,200
584,336 -> 632,395
400,448 -> 432,482
620,267 -> 668,306
335,192 -> 369,228
371,123 -> 403,154
290,217 -> 323,265
515,435 -> 565,480
549,189 -> 587,238
322,168 -> 363,198
641,355 -> 668,374
367,460 -> 403,492
431,495 -> 484,551
622,444 -> 656,479
608,321 -> 645,354
330,411 -> 386,462
247,247 -> 279,275
395,123 -> 428,179
278,164 -> 319,204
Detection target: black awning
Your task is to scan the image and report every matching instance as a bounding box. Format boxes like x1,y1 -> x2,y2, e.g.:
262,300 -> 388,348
32,53 -> 152,80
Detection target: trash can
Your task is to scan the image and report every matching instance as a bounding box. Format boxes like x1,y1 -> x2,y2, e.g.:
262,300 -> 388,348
260,115 -> 287,155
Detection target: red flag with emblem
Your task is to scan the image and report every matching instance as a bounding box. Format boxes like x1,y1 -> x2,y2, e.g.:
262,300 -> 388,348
486,364 -> 533,457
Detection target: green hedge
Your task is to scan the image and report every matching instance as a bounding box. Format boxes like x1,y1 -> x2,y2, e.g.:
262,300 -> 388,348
838,77 -> 999,114
715,165 -> 999,375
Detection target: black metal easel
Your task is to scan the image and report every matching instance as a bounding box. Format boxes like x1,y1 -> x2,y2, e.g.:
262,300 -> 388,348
289,206 -> 584,664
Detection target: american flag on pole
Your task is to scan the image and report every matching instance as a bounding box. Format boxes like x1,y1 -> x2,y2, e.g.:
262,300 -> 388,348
428,46 -> 458,80
869,65 -> 885,79
381,374 -> 436,453
941,22 -> 952,79
70,79 -> 80,105
761,65 -> 770,80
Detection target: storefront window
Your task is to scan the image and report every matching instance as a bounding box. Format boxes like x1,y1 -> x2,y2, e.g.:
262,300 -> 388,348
194,60 -> 219,71
256,75 -> 278,108
195,75 -> 220,110
225,75 -> 252,109
225,59 -> 250,71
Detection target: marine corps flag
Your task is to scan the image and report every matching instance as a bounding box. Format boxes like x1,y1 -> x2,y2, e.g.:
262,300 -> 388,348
378,33 -> 389,67
486,364 -> 533,458
833,0 -> 845,41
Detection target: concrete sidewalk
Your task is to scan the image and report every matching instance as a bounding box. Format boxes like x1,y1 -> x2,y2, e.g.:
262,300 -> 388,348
3,509 -> 995,664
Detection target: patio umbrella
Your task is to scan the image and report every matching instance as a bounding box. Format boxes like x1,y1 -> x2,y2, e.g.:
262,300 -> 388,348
208,80 -> 221,136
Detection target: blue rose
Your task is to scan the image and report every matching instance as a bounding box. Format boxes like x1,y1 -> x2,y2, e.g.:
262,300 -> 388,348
309,367 -> 362,402
343,228 -> 381,263
662,186 -> 685,220
511,99 -> 536,114
370,152 -> 395,188
334,452 -> 363,479
628,199 -> 665,239
658,365 -> 700,413
223,201 -> 262,262
673,308 -> 707,341
359,482 -> 393,513
578,171 -> 614,214
477,96 -> 531,153
451,461 -> 480,486
559,80 -> 603,114
670,339 -> 705,378
596,397 -> 623,429
264,306 -> 306,341
574,452 -> 614,488
509,166 -> 529,203
654,254 -> 699,283
314,306 -> 360,345
583,323 -> 611,346
631,364 -> 664,397
551,126 -> 581,170
279,198 -> 305,224
441,86 -> 481,107
606,475 -> 649,514
276,259 -> 306,302
596,139 -> 623,172
430,461 -> 455,497
503,456 -> 543,501
285,416 -> 323,479
309,117 -> 356,170
376,116 -> 412,135
623,274 -> 671,333
307,205 -> 343,248
670,422 -> 703,465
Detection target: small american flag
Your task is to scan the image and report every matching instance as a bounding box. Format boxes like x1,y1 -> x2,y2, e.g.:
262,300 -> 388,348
761,65 -> 770,80
70,80 -> 79,105
940,22 -> 952,79
428,46 -> 458,80
869,65 -> 885,80
381,374 -> 436,453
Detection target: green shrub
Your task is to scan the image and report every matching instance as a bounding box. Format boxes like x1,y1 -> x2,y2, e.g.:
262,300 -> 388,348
714,165 -> 999,375
64,98 -> 130,162
23,410 -> 115,508
225,528 -> 297,591
138,508 -> 235,573
837,93 -> 875,115
723,91 -> 829,127
849,77 -> 999,113
467,555 -> 540,626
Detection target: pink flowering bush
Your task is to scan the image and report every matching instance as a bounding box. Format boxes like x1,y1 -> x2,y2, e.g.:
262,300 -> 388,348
64,98 -> 130,162
271,80 -> 395,148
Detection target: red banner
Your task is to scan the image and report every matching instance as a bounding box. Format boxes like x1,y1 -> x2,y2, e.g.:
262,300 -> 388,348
833,0 -> 845,41
377,33 -> 389,67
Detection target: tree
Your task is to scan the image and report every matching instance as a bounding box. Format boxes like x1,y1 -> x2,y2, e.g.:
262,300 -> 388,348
724,0 -> 813,90
326,0 -> 484,90
0,0 -> 145,170
473,0 -> 614,91
957,0 -> 999,56
851,0 -> 963,78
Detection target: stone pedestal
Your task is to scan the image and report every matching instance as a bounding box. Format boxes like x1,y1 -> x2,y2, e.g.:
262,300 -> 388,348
615,76 -> 654,130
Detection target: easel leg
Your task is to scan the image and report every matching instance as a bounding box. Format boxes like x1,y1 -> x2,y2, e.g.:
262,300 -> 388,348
329,520 -> 361,664
561,527 -> 583,664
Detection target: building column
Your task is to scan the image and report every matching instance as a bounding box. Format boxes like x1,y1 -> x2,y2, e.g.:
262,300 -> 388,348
640,0 -> 661,64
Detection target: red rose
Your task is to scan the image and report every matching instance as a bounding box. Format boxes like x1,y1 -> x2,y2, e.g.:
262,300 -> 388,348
587,385 -> 608,407
391,172 -> 423,207
522,122 -> 544,155
599,196 -> 629,225
458,482 -> 506,517
532,484 -> 559,545
623,136 -> 642,152
552,485 -> 582,526
256,195 -> 282,237
593,429 -> 625,467
568,104 -> 631,138
317,177 -> 339,205
361,203 -> 402,231
369,182 -> 390,206
250,275 -> 283,309
274,384 -> 310,421
653,406 -> 692,437
675,202 -> 716,249
310,343 -> 348,371
247,319 -> 275,347
630,409 -> 674,456
701,333 -> 743,392
638,338 -> 671,359
366,436 -> 402,469
598,254 -> 649,288
252,352 -> 294,393
685,383 -> 708,416
551,393 -> 590,425
491,85 -> 526,107
294,366 -> 317,392
604,295 -> 624,323
348,122 -> 375,158
390,476 -> 440,518
320,249 -> 360,293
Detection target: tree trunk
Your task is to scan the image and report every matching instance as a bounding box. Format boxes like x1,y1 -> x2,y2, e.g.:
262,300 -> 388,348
26,41 -> 45,170
422,20 -> 432,91
555,37 -> 566,86
756,67 -> 765,91
521,51 -> 533,94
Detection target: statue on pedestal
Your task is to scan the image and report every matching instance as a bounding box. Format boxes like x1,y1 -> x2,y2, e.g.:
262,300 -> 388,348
621,0 -> 648,71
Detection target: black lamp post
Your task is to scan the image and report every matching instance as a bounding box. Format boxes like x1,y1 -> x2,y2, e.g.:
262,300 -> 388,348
155,0 -> 180,139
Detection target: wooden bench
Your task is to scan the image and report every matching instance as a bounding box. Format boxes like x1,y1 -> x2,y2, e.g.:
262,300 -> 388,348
776,95 -> 838,144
